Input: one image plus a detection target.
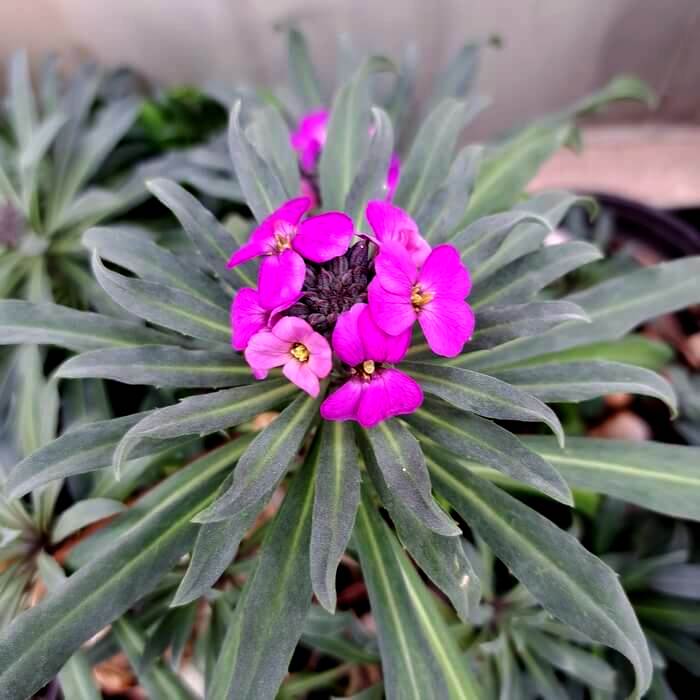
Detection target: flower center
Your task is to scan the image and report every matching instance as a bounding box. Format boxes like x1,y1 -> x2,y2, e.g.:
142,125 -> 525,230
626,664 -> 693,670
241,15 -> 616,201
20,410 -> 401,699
272,221 -> 296,253
410,284 -> 433,310
362,360 -> 375,376
290,343 -> 310,362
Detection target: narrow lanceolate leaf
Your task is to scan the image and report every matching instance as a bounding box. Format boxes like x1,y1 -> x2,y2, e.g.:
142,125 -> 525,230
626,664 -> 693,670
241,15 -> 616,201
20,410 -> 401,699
345,107 -> 394,228
466,301 -> 589,351
451,211 -> 551,275
172,472 -> 266,606
147,178 -> 251,289
0,440 -> 247,700
523,437 -> 700,522
428,457 -> 652,699
83,226 -> 229,307
288,27 -> 324,110
416,144 -> 483,244
354,487 -> 481,700
58,345 -> 253,389
403,362 -> 564,446
493,361 -> 677,415
114,379 -> 296,472
0,301 -> 173,352
362,419 -> 459,536
469,240 -> 603,309
246,105 -> 300,199
6,411 -> 159,498
428,41 -> 482,107
319,59 -> 388,210
395,96 -> 487,215
208,455 -> 316,700
51,498 -> 126,543
113,618 -> 194,700
310,422 -> 361,613
228,100 -> 287,222
405,404 -> 571,505
195,390 -> 321,521
465,256 -> 700,371
93,253 -> 230,345
456,123 -> 572,228
363,434 -> 479,621
7,50 -> 37,149
140,602 -> 198,670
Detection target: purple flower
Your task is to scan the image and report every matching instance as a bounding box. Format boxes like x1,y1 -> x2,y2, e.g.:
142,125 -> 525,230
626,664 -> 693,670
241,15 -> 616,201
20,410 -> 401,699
320,304 -> 423,428
368,242 -> 475,358
230,288 -> 298,351
227,197 -> 354,310
385,154 -> 401,200
366,200 -> 431,267
291,109 -> 329,173
245,316 -> 332,397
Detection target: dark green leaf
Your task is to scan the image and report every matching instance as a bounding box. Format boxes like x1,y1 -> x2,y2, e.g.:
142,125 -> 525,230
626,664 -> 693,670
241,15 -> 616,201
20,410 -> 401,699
51,498 -> 126,543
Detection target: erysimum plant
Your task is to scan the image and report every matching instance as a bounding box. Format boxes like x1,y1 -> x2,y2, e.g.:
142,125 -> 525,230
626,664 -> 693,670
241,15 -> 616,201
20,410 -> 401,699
1,45 -> 700,700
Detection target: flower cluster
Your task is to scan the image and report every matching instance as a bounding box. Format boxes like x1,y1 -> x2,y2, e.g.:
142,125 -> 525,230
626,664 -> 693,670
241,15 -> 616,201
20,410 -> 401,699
291,109 -> 401,205
229,198 -> 475,428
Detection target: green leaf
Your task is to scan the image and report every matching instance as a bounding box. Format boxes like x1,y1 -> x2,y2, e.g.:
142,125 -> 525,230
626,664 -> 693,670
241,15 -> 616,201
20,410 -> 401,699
406,403 -> 571,505
428,457 -> 652,699
428,41 -> 482,107
354,486 -> 481,700
310,421 -> 361,612
361,431 -> 479,621
361,419 -> 460,536
395,96 -> 486,215
556,76 -> 656,121
147,178 -> 251,289
51,498 -> 125,544
57,345 -> 254,388
113,617 -> 195,699
649,564 -> 700,600
493,361 -> 677,415
84,225 -> 228,306
195,390 -> 321,521
7,50 -> 37,150
0,439 -> 246,700
92,252 -> 230,345
465,256 -> 700,371
0,301 -> 173,352
403,362 -> 565,445
287,27 -> 324,110
319,57 -> 392,210
114,379 -> 297,473
345,107 -> 394,228
208,453 -> 316,700
228,100 -> 287,222
246,105 -> 300,199
457,123 -> 572,228
469,240 -> 603,310
522,437 -> 700,522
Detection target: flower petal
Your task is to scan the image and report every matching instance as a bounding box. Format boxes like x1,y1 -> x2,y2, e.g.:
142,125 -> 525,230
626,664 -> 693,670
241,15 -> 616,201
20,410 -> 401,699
284,359 -> 320,397
358,305 -> 411,364
258,249 -> 307,310
356,369 -> 423,428
227,237 -> 268,268
418,297 -> 476,357
294,212 -> 355,263
331,304 -> 366,367
373,241 -> 417,294
291,110 -> 329,173
366,200 -> 430,267
418,244 -> 471,299
244,328 -> 291,371
231,288 -> 268,351
270,316 -> 314,343
305,334 -> 333,378
367,277 -> 416,336
321,378 -> 364,422
384,154 -> 401,201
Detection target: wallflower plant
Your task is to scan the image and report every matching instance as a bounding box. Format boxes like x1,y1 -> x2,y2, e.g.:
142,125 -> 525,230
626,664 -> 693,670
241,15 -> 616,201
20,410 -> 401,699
1,32 -> 700,700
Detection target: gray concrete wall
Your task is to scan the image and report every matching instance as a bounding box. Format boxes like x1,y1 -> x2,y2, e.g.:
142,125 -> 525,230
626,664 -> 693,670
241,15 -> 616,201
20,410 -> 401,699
1,0 -> 699,138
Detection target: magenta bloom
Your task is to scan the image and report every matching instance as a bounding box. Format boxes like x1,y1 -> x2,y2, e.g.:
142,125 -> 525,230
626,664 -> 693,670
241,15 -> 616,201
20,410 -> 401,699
368,242 -> 475,358
366,200 -> 431,267
320,304 -> 423,428
230,288 -> 298,351
385,154 -> 401,200
227,197 -> 354,310
290,110 -> 329,173
245,317 -> 332,397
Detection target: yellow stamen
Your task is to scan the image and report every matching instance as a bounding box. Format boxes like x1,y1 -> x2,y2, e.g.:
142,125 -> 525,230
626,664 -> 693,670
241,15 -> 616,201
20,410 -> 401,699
362,360 -> 376,376
273,221 -> 295,252
290,343 -> 310,362
410,284 -> 433,310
